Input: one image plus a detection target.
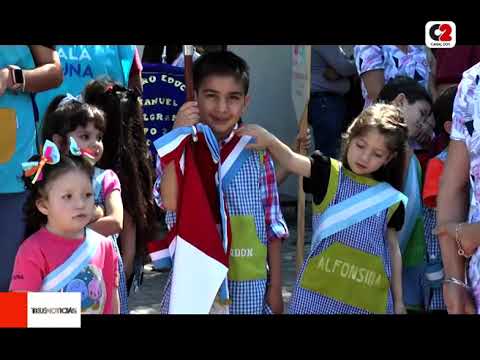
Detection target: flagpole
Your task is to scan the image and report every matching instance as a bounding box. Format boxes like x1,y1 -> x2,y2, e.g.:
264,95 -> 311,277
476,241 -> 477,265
183,45 -> 195,101
296,105 -> 308,274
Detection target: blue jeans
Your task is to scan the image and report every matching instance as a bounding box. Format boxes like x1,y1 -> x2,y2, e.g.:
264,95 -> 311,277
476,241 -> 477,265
0,192 -> 28,291
308,93 -> 346,159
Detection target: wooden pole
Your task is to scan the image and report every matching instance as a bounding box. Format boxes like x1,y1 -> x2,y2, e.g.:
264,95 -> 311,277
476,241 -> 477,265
295,103 -> 309,274
183,45 -> 195,101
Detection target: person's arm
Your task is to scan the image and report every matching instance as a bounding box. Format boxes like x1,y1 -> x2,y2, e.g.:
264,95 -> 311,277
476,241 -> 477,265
25,45 -> 63,92
160,162 -> 179,212
111,287 -> 120,314
160,100 -> 201,212
276,128 -> 311,184
261,152 -> 288,314
9,242 -> 44,292
316,45 -> 357,77
0,45 -> 63,96
120,212 -> 136,279
361,70 -> 385,104
437,68 -> 477,313
425,47 -> 438,101
267,238 -> 283,313
437,140 -> 475,314
387,228 -> 406,314
354,45 -> 385,103
235,124 -> 311,178
89,190 -> 124,236
436,222 -> 480,257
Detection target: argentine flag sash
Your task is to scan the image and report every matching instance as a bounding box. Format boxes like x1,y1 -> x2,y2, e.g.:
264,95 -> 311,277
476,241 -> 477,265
41,228 -> 102,292
398,155 -> 422,253
312,182 -> 408,249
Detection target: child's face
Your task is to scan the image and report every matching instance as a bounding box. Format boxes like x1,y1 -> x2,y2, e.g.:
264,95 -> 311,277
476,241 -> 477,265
399,99 -> 434,140
67,122 -> 104,164
347,129 -> 393,177
196,75 -> 250,140
37,170 -> 94,239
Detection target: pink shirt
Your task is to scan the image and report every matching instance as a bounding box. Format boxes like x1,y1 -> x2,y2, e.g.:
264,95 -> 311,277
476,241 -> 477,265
95,168 -> 121,205
10,227 -> 119,314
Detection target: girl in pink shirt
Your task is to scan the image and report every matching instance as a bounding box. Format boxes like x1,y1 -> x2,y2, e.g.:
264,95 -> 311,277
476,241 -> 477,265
10,142 -> 120,314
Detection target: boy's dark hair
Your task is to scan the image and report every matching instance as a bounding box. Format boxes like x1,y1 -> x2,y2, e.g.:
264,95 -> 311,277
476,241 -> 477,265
22,155 -> 94,238
432,86 -> 457,136
377,76 -> 433,106
41,98 -> 106,144
83,79 -> 156,252
193,51 -> 250,94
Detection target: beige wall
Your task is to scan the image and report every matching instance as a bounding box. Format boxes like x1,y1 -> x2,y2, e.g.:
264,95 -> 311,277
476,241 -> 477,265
229,45 -> 302,197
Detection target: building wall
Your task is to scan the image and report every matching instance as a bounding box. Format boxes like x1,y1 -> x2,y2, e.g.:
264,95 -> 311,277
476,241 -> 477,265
229,45 -> 302,197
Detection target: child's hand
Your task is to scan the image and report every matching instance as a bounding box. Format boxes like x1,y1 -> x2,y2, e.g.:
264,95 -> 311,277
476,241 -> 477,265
174,101 -> 200,129
234,124 -> 275,151
394,301 -> 407,314
294,128 -> 311,154
324,66 -> 341,81
266,284 -> 284,314
414,115 -> 435,148
415,128 -> 433,148
91,205 -> 105,223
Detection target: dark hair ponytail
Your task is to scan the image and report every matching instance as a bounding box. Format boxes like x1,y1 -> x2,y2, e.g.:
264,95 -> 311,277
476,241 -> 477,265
83,79 -> 156,252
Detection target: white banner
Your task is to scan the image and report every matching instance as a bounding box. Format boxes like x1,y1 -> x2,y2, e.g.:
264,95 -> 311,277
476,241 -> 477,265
291,45 -> 311,123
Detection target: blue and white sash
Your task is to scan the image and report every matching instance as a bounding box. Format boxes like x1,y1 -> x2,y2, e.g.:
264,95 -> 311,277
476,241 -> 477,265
312,182 -> 408,250
41,228 -> 101,292
217,133 -> 254,301
398,155 -> 422,253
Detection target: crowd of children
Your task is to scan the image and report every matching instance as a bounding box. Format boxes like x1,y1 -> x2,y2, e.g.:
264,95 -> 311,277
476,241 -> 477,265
4,46 -> 476,315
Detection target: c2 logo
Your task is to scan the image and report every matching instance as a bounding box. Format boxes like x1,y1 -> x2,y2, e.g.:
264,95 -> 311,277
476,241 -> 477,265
429,23 -> 452,41
425,21 -> 456,48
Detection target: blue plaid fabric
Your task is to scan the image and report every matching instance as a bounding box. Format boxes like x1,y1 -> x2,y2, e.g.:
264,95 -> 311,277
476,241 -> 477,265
229,279 -> 268,314
157,147 -> 287,314
110,235 -> 129,314
160,273 -> 273,315
423,207 -> 446,311
288,166 -> 396,314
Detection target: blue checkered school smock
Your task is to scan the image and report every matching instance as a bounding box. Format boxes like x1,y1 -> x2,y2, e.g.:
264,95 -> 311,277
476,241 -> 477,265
288,165 -> 397,314
160,151 -> 287,314
423,207 -> 446,311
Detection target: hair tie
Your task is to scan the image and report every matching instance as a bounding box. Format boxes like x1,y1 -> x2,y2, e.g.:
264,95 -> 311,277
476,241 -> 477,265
22,140 -> 61,184
69,137 -> 96,165
58,93 -> 83,109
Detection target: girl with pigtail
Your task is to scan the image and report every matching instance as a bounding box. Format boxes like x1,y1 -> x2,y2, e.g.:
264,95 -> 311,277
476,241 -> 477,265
9,140 -> 120,314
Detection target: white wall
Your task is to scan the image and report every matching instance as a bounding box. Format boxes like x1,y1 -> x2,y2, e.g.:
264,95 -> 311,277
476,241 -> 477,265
229,45 -> 301,197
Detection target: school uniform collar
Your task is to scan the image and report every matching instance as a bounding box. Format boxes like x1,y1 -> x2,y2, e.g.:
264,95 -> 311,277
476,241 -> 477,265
219,123 -> 239,147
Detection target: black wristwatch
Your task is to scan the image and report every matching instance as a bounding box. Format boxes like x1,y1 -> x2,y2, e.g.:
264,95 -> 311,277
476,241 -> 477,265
8,65 -> 25,92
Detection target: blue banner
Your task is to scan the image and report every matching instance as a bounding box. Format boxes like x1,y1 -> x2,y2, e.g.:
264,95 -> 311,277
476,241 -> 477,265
141,62 -> 186,163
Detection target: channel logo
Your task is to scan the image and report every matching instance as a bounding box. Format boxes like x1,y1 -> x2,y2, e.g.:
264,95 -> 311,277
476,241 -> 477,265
0,292 -> 81,328
425,21 -> 456,48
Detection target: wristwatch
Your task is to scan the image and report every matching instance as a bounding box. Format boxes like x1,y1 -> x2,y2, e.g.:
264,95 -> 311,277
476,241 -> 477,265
8,65 -> 25,92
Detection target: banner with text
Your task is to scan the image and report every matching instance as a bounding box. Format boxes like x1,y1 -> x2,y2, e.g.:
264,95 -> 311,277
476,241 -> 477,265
141,62 -> 186,163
